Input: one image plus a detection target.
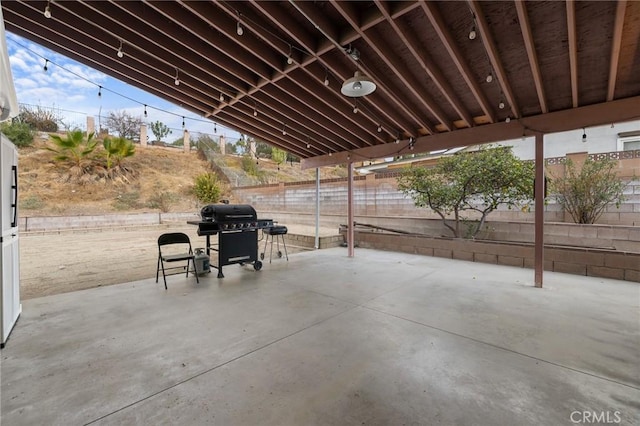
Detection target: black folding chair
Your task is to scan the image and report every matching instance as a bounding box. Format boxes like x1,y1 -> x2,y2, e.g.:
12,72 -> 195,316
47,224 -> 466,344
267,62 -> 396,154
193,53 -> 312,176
156,232 -> 199,289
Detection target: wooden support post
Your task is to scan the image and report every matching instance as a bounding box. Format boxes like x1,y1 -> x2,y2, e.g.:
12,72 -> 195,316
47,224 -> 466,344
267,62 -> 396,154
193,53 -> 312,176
534,132 -> 545,288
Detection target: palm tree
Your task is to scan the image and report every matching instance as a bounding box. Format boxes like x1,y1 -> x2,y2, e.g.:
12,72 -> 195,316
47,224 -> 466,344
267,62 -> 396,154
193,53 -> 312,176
102,136 -> 135,170
47,129 -> 97,168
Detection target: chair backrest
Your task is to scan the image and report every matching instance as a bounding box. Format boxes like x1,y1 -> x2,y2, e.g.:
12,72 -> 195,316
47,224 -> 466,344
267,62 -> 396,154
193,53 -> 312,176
158,232 -> 192,247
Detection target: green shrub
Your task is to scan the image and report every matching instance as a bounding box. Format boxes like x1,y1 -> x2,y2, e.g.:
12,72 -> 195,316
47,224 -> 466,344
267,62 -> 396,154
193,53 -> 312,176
193,172 -> 222,203
0,121 -> 35,147
241,155 -> 259,176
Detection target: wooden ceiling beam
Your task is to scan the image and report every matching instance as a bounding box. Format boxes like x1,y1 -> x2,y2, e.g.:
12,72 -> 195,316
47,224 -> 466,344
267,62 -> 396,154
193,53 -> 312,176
607,0 -> 627,101
566,0 -> 579,108
515,1 -> 547,114
107,1 -> 253,94
331,0 -> 441,133
421,2 -> 496,123
302,96 -> 640,169
375,0 -> 474,128
469,0 -> 520,119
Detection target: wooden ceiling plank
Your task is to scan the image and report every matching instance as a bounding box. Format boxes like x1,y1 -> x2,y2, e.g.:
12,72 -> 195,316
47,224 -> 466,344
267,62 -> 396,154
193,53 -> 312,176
212,2 -> 384,147
566,0 -> 579,108
607,0 -> 627,101
421,2 -> 496,123
469,0 -> 521,119
236,1 -> 408,143
375,0 -> 474,128
331,0 -> 440,133
302,96 -> 640,169
515,1 -> 547,114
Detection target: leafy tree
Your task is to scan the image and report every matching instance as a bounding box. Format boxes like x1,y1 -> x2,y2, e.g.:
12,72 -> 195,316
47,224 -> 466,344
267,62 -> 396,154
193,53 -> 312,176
193,172 -> 222,203
149,120 -> 171,142
102,136 -> 136,169
17,104 -> 60,132
549,157 -> 627,224
0,120 -> 35,147
256,141 -> 272,158
271,147 -> 287,165
397,146 -> 534,238
47,129 -> 97,168
105,110 -> 142,140
225,142 -> 237,155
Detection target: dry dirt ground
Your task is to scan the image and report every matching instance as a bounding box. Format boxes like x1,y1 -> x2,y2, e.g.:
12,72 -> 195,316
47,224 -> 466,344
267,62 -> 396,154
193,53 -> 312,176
19,224 -> 312,300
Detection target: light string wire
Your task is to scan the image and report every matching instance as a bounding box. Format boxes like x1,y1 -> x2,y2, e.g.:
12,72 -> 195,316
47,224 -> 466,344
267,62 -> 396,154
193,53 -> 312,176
6,34 -> 222,129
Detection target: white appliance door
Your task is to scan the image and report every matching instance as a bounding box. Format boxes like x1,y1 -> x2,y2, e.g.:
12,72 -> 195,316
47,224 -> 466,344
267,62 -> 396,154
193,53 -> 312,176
1,134 -> 21,347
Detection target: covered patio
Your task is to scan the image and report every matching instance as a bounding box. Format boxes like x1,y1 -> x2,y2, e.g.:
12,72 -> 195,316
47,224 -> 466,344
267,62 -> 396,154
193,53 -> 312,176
2,248 -> 638,425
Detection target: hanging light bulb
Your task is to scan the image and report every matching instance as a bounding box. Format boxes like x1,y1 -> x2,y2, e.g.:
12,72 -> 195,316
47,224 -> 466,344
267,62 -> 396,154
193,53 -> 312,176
486,73 -> 493,83
469,26 -> 476,40
144,104 -> 147,118
44,0 -> 52,18
98,86 -> 102,97
377,124 -> 382,133
307,143 -> 311,149
214,123 -> 217,133
253,104 -> 258,117
174,68 -> 180,86
282,124 -> 286,136
498,100 -> 505,109
582,128 -> 587,143
43,59 -> 49,72
117,40 -> 124,58
236,21 -> 244,36
219,92 -> 224,102
287,45 -> 293,65
506,116 -> 511,123
324,72 -> 329,86
353,100 -> 358,114
182,117 -> 185,128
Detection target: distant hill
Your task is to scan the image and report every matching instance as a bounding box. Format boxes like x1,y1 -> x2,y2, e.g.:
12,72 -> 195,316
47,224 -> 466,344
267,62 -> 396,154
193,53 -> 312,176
17,135 -> 346,217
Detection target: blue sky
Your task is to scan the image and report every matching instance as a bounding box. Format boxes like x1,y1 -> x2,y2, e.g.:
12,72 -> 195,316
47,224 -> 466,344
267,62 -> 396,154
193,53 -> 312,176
6,33 -> 240,142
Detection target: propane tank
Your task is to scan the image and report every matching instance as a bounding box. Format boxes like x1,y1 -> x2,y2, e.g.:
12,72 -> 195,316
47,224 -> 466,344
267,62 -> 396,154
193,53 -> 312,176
193,248 -> 210,275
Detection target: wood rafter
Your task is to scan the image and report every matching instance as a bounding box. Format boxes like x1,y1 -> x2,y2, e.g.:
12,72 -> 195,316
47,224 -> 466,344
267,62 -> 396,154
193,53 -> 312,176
566,0 -> 579,108
607,0 -> 627,102
468,0 -> 520,119
515,1 -> 547,114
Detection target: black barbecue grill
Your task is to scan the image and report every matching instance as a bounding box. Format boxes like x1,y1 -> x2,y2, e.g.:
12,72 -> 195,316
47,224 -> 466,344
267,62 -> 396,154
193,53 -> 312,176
188,204 -> 273,278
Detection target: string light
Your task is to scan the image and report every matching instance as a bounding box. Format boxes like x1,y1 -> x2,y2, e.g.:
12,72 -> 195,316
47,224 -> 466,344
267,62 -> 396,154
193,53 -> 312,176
144,104 -> 147,118
43,0 -> 52,18
486,73 -> 493,83
353,99 -> 358,114
214,123 -> 217,133
174,68 -> 180,86
498,100 -> 505,109
505,116 -> 511,123
253,102 -> 258,117
43,59 -> 49,71
219,92 -> 224,102
117,40 -> 124,58
182,116 -> 185,128
468,26 -> 476,40
324,69 -> 329,86
287,45 -> 293,65
282,124 -> 287,136
377,124 -> 382,133
582,128 -> 587,143
236,21 -> 244,36
98,86 -> 102,98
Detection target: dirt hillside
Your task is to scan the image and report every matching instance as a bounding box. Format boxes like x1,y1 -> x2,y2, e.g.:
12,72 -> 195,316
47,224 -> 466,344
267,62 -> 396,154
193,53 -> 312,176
17,134 -> 345,217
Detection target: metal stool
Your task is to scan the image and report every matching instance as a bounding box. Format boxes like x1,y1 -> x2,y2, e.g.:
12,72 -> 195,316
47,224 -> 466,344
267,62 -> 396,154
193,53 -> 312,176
261,225 -> 288,263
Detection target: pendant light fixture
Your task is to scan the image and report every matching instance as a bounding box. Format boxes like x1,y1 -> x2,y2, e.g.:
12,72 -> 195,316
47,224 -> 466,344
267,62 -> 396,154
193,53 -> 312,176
174,68 -> 180,86
341,70 -> 376,97
116,40 -> 124,58
43,0 -> 52,18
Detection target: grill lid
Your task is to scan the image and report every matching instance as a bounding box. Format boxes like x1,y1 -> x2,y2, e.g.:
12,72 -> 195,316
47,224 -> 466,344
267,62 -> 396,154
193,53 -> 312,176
200,204 -> 257,222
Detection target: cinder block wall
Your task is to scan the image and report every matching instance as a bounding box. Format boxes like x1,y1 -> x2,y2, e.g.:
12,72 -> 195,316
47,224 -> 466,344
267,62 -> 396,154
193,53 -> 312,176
349,231 -> 640,283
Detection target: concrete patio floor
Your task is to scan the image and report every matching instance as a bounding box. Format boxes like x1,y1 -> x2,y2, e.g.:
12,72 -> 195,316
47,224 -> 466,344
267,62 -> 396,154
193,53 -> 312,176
1,248 -> 639,425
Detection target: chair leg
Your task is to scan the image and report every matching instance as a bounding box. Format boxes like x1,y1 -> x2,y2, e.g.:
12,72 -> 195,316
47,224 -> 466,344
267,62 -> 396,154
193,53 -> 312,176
160,258 -> 168,290
156,256 -> 160,283
192,258 -> 200,283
